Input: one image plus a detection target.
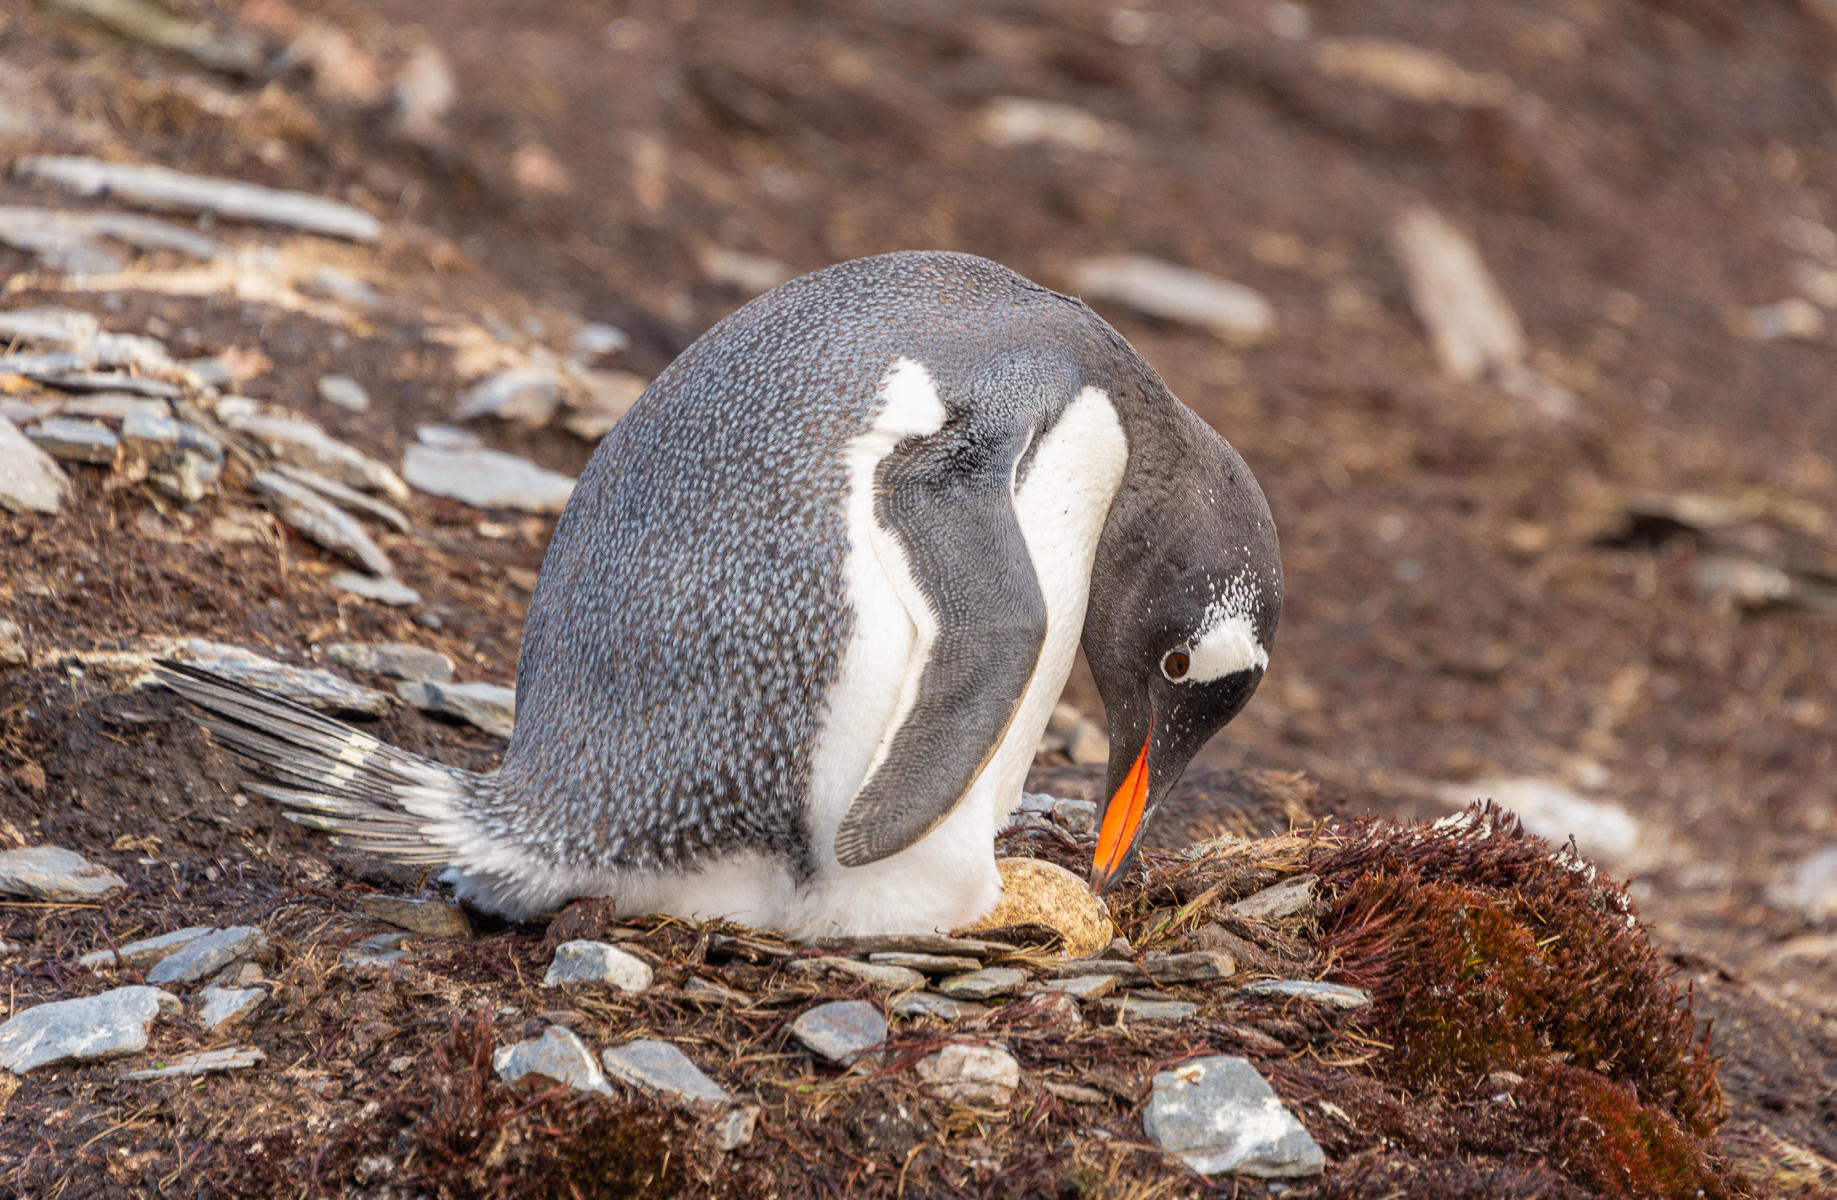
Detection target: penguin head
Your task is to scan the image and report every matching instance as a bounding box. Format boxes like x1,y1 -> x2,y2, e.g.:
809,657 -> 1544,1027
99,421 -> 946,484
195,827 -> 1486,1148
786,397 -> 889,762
1081,404 -> 1282,893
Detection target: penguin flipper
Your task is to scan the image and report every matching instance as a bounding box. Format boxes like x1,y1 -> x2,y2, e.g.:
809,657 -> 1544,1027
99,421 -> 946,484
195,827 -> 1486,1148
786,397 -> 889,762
833,460 -> 1048,868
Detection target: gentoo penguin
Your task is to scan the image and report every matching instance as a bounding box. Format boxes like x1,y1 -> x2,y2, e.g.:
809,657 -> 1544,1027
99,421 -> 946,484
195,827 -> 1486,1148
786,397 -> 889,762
162,251 -> 1281,939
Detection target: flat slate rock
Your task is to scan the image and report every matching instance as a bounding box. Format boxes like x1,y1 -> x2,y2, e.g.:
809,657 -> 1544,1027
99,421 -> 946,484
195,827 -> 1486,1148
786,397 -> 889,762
786,957 -> 925,992
790,1000 -> 887,1065
331,571 -> 420,607
252,469 -> 394,577
813,933 -> 1011,959
1096,995 -> 1197,1022
0,845 -> 127,902
1229,875 -> 1319,922
891,992 -> 988,1021
19,156 -> 383,242
26,415 -> 121,464
1144,1055 -> 1326,1178
272,465 -> 411,533
124,1045 -> 264,1080
915,1041 -> 1020,1105
544,940 -> 652,992
330,642 -> 454,683
80,926 -> 214,970
494,1026 -> 610,1095
397,679 -> 516,738
359,895 -> 472,937
1142,951 -> 1236,984
316,375 -> 370,412
1026,974 -> 1117,1000
1243,980 -> 1372,1008
868,952 -> 982,975
936,967 -> 1028,1000
0,415 -> 73,515
601,1039 -> 733,1110
197,986 -> 266,1030
227,411 -> 408,499
1070,255 -> 1275,342
170,640 -> 391,715
0,986 -> 179,1073
401,443 -> 576,513
146,926 -> 267,985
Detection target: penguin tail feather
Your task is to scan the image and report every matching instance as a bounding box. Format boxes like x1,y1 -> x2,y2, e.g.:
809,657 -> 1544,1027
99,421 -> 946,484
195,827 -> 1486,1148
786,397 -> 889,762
155,659 -> 483,866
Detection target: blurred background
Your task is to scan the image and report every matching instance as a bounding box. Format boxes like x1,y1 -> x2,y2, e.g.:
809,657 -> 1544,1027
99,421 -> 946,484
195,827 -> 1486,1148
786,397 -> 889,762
2,0 -> 1835,1128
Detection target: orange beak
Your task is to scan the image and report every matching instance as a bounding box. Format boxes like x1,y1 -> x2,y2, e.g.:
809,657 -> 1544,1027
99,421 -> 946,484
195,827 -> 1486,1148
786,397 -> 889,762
1090,729 -> 1151,893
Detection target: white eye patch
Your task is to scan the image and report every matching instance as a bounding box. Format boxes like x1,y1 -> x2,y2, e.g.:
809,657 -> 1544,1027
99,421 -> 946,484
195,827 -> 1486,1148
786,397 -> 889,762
1181,610 -> 1268,683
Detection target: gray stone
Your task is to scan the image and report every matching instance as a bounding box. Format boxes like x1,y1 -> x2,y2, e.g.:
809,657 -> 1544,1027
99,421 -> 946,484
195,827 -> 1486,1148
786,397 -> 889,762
197,986 -> 266,1030
0,416 -> 73,514
227,412 -> 408,500
415,423 -> 481,451
814,933 -> 1009,959
891,991 -> 988,1020
252,470 -> 395,576
544,940 -> 652,992
1071,255 -> 1275,342
310,267 -> 383,308
331,571 -> 421,607
936,967 -> 1027,1000
124,1045 -> 264,1080
1771,844 -> 1837,922
401,443 -> 575,514
601,1039 -> 733,1110
393,44 -> 456,142
271,465 -> 411,533
0,205 -> 226,269
683,977 -> 750,1006
33,371 -> 180,399
572,323 -> 630,358
711,1105 -> 758,1151
1144,1055 -> 1325,1178
867,952 -> 981,975
1229,875 -> 1319,922
790,999 -> 887,1065
170,640 -> 391,715
915,1042 -> 1020,1107
1389,207 -> 1524,383
978,96 -> 1128,153
1243,980 -> 1372,1008
1143,951 -> 1236,984
359,894 -> 472,937
561,368 -> 646,440
494,1026 -> 611,1095
148,427 -> 224,503
1095,995 -> 1196,1022
58,393 -> 170,422
119,410 -> 182,460
19,156 -> 382,242
1026,974 -> 1117,1000
342,931 -> 410,970
330,642 -> 454,684
786,957 -> 925,992
454,367 -> 563,426
1046,959 -> 1146,983
25,416 -> 120,465
397,679 -> 515,738
317,375 -> 370,412
0,986 -> 179,1073
146,925 -> 266,985
698,248 -> 795,295
0,308 -> 101,346
0,618 -> 24,666
0,846 -> 127,902
79,926 -> 214,970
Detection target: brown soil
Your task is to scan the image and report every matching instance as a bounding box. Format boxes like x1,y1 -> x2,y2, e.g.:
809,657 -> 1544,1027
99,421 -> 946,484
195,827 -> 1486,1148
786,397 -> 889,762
3,0 -> 1836,1195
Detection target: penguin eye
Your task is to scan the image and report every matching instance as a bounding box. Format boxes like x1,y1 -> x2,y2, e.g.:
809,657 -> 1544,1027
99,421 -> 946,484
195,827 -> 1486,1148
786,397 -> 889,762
1161,647 -> 1191,681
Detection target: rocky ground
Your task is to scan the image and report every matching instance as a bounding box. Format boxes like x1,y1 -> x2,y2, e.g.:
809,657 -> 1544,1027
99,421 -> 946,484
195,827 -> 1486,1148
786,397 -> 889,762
2,0 -> 1836,1196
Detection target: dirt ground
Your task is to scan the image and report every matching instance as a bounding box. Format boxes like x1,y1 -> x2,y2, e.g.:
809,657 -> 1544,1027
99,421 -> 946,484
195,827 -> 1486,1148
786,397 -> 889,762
2,0 -> 1836,1195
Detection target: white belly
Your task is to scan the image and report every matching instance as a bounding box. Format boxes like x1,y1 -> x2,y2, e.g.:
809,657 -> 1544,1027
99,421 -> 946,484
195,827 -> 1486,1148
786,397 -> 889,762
538,374 -> 1129,938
